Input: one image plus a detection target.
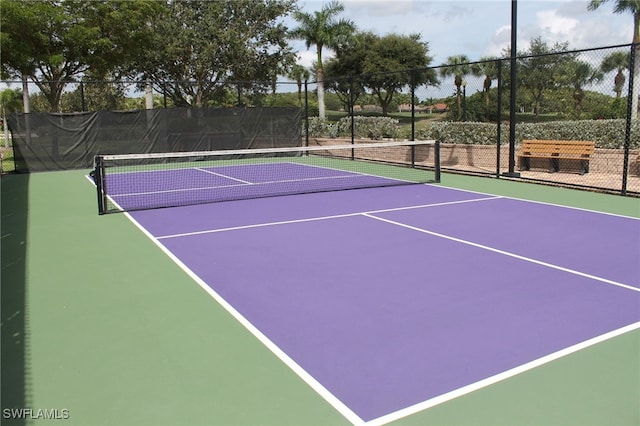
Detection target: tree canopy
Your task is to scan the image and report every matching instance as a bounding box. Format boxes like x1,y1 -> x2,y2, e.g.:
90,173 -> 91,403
142,0 -> 297,107
1,0 -> 163,111
1,0 -> 297,110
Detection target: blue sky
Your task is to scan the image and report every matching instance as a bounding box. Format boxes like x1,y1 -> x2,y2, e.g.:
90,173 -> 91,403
290,0 -> 633,67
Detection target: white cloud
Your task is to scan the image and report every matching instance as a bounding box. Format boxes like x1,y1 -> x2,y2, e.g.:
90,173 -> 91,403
290,1 -> 633,68
484,24 -> 512,58
536,9 -> 578,36
295,50 -> 318,70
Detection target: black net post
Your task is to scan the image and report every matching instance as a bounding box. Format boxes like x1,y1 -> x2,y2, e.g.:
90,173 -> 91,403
496,59 -> 503,177
94,156 -> 107,215
434,140 -> 441,183
304,79 -> 309,149
350,77 -> 355,161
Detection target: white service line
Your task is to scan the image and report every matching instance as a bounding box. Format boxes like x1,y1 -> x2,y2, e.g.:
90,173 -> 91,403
156,196 -> 502,239
362,212 -> 640,293
195,167 -> 253,184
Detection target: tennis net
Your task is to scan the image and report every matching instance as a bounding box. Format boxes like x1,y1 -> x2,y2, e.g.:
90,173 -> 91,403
93,139 -> 441,214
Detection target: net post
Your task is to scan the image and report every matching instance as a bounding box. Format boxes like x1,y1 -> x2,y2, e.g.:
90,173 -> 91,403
94,155 -> 107,215
434,140 -> 441,183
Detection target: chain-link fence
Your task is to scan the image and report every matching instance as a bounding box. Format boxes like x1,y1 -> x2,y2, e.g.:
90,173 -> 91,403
2,44 -> 638,196
308,43 -> 639,196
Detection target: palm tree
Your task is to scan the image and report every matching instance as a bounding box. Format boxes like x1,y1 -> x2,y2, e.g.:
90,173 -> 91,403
471,57 -> 499,107
288,64 -> 311,108
601,51 -> 630,97
440,55 -> 472,120
588,0 -> 640,117
567,60 -> 604,113
289,1 -> 356,119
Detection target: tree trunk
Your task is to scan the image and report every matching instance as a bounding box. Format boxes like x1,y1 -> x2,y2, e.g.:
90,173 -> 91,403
317,66 -> 325,119
21,75 -> 30,114
145,81 -> 153,109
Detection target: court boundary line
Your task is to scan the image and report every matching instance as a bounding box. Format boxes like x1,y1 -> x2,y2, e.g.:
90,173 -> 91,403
363,212 -> 640,293
364,321 -> 640,426
436,183 -> 640,221
120,210 -> 367,426
156,196 -> 502,239
146,201 -> 639,424
88,172 -> 639,425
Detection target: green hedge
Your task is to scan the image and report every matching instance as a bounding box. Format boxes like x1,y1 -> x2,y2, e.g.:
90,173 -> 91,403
422,119 -> 639,149
307,116 -> 400,140
307,117 -> 639,149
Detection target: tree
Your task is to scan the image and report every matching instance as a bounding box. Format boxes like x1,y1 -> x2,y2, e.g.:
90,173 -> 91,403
563,60 -> 604,114
71,0 -> 166,79
1,0 -> 56,112
588,0 -> 640,118
471,57 -> 499,107
361,33 -> 436,115
0,88 -> 22,148
324,31 -> 376,112
440,55 -> 472,120
518,37 -> 574,115
289,1 -> 356,118
142,0 -> 296,108
288,64 -> 311,108
1,0 -> 163,112
600,51 -> 630,97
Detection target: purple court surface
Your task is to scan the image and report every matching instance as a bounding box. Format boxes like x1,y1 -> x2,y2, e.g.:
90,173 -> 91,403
119,165 -> 640,424
125,189 -> 640,421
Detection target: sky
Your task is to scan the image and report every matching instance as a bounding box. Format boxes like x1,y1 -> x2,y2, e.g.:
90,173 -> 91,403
289,0 -> 632,68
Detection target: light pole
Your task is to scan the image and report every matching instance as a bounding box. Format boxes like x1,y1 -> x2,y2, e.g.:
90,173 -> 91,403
504,0 -> 520,177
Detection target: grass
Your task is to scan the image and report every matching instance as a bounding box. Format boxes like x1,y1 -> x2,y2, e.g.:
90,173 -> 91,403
1,146 -> 14,173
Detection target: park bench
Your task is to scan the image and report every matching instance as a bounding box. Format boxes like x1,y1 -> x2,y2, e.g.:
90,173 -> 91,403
517,140 -> 595,175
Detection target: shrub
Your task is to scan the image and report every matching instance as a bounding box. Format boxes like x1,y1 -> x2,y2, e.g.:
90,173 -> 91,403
425,122 -> 499,145
305,115 -> 400,140
425,119 -> 639,149
336,116 -> 400,140
307,117 -> 337,138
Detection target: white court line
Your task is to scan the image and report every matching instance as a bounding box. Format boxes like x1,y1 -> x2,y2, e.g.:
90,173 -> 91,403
282,161 -> 423,184
362,212 -> 640,293
120,210 -> 367,426
90,172 -> 639,425
156,196 -> 502,239
435,183 -> 640,221
195,167 -> 253,184
365,321 -> 640,426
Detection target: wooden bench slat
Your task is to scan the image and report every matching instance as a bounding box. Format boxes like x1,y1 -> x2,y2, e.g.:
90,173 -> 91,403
517,140 -> 595,174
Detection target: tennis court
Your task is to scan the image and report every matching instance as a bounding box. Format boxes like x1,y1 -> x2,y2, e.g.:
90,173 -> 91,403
1,143 -> 639,425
